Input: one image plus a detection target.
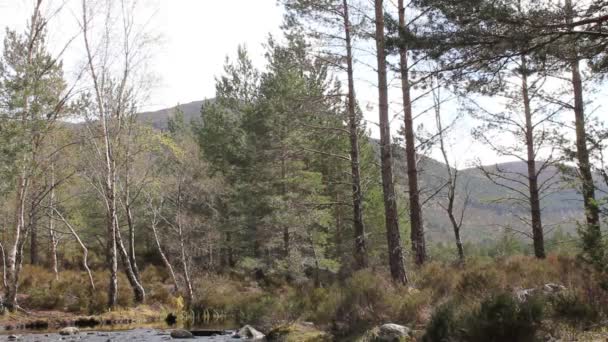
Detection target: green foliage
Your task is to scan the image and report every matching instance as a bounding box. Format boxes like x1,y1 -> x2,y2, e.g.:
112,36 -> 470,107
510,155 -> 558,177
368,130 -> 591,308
551,292 -> 601,327
465,293 -> 544,342
422,303 -> 459,342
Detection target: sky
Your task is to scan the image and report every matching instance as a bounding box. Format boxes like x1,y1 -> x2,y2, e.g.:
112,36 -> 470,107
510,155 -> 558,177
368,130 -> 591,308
0,0 -> 285,110
0,0 -> 605,167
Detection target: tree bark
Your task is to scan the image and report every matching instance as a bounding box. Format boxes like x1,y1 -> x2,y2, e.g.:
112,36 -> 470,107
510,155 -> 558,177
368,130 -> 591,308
176,182 -> 194,307
49,163 -> 59,280
30,215 -> 38,266
398,0 -> 426,266
0,242 -> 7,289
520,55 -> 545,259
106,199 -> 119,308
153,225 -> 179,293
374,0 -> 408,285
115,218 -> 146,303
565,0 -> 602,256
54,209 -> 95,291
435,98 -> 466,264
5,174 -> 28,311
343,0 -> 368,270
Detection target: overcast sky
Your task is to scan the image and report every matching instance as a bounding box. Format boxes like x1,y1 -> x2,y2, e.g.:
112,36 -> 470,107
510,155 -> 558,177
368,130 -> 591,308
0,0 -> 284,110
0,0 -> 605,167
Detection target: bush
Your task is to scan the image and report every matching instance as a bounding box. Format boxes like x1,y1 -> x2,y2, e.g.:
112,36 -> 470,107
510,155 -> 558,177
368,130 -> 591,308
422,303 -> 459,342
464,293 -> 544,342
334,270 -> 401,332
398,289 -> 433,325
551,291 -> 600,327
416,262 -> 459,299
456,268 -> 503,299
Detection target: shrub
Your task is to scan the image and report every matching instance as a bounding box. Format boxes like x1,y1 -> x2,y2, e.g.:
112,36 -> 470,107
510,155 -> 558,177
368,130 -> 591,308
398,289 -> 433,325
332,269 -> 401,333
422,303 -> 459,342
456,268 -> 503,299
464,293 -> 544,342
416,262 -> 458,299
551,291 -> 600,327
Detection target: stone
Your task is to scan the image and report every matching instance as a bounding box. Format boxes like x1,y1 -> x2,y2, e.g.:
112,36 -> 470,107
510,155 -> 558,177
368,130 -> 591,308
375,323 -> 411,341
170,329 -> 194,339
516,283 -> 567,302
515,288 -> 537,302
543,283 -> 566,294
7,335 -> 18,341
237,325 -> 265,340
59,327 -> 79,336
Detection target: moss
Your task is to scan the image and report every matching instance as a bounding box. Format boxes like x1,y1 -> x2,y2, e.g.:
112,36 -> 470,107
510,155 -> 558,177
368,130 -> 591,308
267,323 -> 332,342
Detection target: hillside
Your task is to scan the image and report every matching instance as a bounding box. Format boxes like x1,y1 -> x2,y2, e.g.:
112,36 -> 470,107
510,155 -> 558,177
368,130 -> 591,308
138,101 -> 587,244
137,100 -> 208,129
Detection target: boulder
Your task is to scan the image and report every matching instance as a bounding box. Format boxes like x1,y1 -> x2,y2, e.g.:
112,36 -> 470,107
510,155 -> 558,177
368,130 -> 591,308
515,288 -> 537,302
360,323 -> 411,342
236,325 -> 266,340
170,329 -> 194,339
543,283 -> 566,294
376,324 -> 411,341
59,327 -> 79,336
516,283 -> 567,302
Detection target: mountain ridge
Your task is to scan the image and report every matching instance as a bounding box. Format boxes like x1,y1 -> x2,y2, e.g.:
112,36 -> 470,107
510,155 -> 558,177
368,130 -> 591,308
137,100 -> 587,245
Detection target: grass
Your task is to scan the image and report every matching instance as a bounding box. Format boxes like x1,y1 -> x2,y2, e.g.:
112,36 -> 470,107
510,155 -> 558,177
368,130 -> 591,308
5,254 -> 608,340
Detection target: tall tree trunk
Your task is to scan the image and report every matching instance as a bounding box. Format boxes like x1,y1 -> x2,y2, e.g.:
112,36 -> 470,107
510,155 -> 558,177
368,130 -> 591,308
49,163 -> 59,280
124,124 -> 141,281
334,192 -> 343,261
281,150 -> 289,258
436,105 -> 465,264
226,231 -> 235,268
520,55 -> 545,259
176,182 -> 194,307
115,218 -> 146,303
106,197 -> 118,308
398,0 -> 426,266
447,203 -> 465,262
343,0 -> 368,270
30,215 -> 38,265
5,174 -> 28,311
0,242 -> 7,289
125,202 -> 141,279
374,0 -> 408,285
150,213 -> 180,293
565,0 -> 602,258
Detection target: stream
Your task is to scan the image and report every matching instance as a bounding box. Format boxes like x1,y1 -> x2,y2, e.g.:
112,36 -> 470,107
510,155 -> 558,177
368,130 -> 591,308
0,322 -> 243,341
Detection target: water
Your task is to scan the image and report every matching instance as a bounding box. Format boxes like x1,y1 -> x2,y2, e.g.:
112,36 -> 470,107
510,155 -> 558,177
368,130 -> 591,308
1,322 -> 242,341
1,328 -> 245,341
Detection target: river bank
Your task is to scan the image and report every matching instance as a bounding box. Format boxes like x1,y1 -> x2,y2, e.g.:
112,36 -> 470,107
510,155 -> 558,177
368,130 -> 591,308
0,305 -> 172,331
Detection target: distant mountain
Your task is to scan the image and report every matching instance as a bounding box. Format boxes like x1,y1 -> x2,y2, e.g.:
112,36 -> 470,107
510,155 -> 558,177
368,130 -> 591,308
139,101 -> 590,244
137,100 -> 209,130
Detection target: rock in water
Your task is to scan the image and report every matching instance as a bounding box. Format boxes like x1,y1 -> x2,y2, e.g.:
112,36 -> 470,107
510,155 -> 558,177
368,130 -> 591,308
237,325 -> 266,340
59,327 -> 79,335
375,323 -> 411,341
170,329 -> 194,339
